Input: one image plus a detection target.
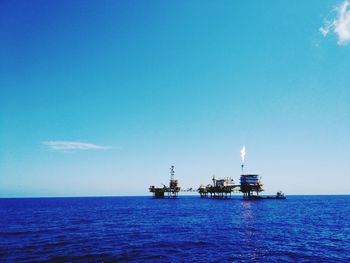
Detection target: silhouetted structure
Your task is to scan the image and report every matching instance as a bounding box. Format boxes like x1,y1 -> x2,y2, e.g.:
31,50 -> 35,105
149,166 -> 180,198
239,174 -> 264,199
198,173 -> 286,200
198,176 -> 240,198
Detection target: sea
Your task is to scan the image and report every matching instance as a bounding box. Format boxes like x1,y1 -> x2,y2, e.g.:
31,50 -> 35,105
0,195 -> 349,262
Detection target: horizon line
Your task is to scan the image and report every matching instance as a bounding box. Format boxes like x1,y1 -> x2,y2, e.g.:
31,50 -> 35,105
1,193 -> 350,199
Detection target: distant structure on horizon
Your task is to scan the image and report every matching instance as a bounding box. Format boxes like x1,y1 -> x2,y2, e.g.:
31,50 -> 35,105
197,146 -> 285,200
239,174 -> 264,199
198,176 -> 238,198
149,165 -> 180,198
148,147 -> 285,200
197,173 -> 264,199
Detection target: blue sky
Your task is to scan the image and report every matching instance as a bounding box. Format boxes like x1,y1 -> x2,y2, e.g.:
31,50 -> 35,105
1,0 -> 350,197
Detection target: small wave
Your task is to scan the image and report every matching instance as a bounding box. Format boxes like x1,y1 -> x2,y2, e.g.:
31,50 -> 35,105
42,241 -> 72,249
0,230 -> 29,237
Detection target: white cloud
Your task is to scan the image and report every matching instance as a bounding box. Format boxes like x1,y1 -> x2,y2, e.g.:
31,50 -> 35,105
43,141 -> 111,152
320,21 -> 331,36
320,1 -> 350,45
335,1 -> 350,44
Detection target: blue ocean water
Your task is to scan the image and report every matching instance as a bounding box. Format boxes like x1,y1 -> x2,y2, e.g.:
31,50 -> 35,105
0,196 -> 350,262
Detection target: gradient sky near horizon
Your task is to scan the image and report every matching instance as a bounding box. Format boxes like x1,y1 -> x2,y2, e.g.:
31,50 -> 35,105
1,0 -> 350,197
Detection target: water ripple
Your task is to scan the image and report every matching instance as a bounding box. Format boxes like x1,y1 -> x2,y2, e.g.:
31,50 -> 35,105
1,196 -> 350,262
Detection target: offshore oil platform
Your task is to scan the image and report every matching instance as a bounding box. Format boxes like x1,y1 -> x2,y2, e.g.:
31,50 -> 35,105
149,165 -> 180,198
198,176 -> 239,198
198,173 -> 266,199
149,146 -> 285,200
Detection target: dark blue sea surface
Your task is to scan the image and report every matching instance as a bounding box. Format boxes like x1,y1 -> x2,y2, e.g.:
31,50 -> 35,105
1,195 -> 350,262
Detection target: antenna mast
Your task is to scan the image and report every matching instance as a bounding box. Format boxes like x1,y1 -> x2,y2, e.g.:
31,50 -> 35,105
170,165 -> 175,181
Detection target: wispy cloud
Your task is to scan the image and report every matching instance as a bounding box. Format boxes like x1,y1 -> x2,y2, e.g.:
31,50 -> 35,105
320,1 -> 350,45
43,141 -> 111,152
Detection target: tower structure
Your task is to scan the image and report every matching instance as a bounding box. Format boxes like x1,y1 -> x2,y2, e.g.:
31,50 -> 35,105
239,174 -> 264,199
168,165 -> 180,197
149,165 -> 180,198
238,146 -> 264,199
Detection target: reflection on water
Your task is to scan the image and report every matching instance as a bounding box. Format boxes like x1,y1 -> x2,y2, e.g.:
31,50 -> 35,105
238,200 -> 271,260
241,200 -> 254,221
